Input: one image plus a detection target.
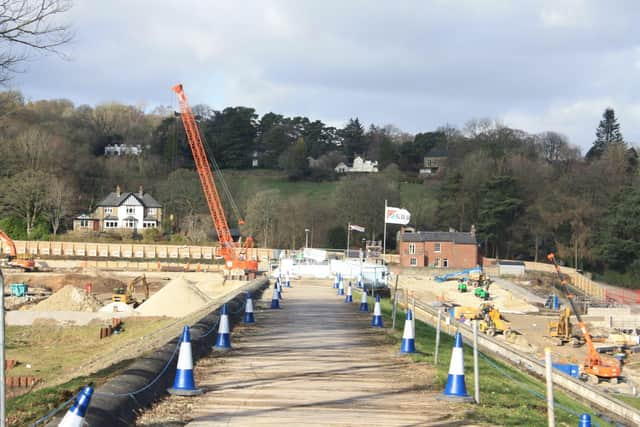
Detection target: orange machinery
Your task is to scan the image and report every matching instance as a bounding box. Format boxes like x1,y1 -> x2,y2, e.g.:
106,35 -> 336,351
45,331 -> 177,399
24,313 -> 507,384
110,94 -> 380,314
547,253 -> 620,384
172,84 -> 257,273
0,230 -> 36,271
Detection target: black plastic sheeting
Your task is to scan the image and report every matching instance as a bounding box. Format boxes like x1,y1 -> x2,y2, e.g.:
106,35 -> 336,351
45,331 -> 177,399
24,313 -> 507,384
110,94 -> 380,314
46,278 -> 268,427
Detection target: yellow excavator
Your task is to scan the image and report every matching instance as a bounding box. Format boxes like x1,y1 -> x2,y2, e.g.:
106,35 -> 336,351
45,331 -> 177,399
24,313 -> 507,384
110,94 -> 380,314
547,306 -> 582,347
112,275 -> 149,306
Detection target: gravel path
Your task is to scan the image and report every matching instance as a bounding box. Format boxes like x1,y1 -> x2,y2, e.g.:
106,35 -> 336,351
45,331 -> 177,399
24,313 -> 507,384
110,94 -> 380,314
137,280 -> 475,426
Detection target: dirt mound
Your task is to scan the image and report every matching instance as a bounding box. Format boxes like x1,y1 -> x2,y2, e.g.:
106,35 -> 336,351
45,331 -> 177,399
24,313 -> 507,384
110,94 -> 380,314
135,276 -> 212,318
4,273 -> 125,293
31,285 -> 103,312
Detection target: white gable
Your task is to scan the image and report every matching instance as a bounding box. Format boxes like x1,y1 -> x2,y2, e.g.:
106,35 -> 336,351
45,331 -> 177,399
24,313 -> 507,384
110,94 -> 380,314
122,195 -> 142,206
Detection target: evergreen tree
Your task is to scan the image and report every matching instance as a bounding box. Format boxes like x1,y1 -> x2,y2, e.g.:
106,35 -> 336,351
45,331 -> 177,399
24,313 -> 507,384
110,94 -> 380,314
341,118 -> 366,162
477,176 -> 523,258
284,137 -> 309,180
586,108 -> 624,160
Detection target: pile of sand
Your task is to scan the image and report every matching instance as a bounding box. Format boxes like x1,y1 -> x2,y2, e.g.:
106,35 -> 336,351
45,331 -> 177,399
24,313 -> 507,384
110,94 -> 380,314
135,276 -> 212,318
99,302 -> 137,314
31,285 -> 103,312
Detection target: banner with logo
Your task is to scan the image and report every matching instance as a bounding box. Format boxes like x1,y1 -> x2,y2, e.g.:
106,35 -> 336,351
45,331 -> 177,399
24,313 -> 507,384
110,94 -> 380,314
349,224 -> 365,232
385,207 -> 411,225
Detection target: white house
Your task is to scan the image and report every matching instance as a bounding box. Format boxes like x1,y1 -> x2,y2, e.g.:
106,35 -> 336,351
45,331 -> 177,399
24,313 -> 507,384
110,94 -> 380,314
334,156 -> 379,173
73,185 -> 163,233
104,144 -> 144,156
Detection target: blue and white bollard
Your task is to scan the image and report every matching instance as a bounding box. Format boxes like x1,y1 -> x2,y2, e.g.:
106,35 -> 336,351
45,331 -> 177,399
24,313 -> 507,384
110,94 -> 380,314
359,289 -> 369,312
371,294 -> 383,327
244,292 -> 255,323
270,286 -> 280,309
441,332 -> 473,401
59,386 -> 93,427
400,309 -> 416,353
338,278 -> 344,296
168,326 -> 203,395
345,282 -> 353,303
214,303 -> 232,350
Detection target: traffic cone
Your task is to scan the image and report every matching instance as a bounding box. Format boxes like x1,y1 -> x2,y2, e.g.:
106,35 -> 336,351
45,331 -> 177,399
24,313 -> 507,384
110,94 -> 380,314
338,278 -> 344,296
579,414 -> 592,427
277,280 -> 283,299
333,274 -> 340,289
441,332 -> 473,401
400,309 -> 416,353
286,275 -> 291,288
58,386 -> 93,427
357,276 -> 363,288
359,290 -> 369,312
168,326 -> 202,395
270,287 -> 280,309
371,295 -> 383,327
345,282 -> 353,303
244,292 -> 255,323
214,304 -> 232,350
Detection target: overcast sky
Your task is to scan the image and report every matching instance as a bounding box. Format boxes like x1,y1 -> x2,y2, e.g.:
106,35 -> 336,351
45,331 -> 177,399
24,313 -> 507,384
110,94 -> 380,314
13,0 -> 640,152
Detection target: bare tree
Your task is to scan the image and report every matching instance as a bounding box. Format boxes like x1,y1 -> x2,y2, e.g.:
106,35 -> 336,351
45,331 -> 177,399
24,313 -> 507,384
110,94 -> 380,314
1,169 -> 49,236
0,0 -> 73,83
45,175 -> 72,235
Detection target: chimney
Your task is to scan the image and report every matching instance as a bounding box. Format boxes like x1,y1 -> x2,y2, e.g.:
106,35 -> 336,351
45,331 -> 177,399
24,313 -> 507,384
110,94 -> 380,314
116,184 -> 121,197
470,224 -> 476,236
139,185 -> 144,197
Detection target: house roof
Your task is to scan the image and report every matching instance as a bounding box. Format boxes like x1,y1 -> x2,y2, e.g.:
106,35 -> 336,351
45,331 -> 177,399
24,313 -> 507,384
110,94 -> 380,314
103,215 -> 118,221
122,216 -> 138,221
424,146 -> 448,158
143,217 -> 158,222
402,231 -> 477,245
97,191 -> 162,208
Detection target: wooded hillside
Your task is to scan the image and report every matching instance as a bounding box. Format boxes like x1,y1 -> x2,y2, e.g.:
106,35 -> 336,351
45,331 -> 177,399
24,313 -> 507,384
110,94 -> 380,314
0,91 -> 638,286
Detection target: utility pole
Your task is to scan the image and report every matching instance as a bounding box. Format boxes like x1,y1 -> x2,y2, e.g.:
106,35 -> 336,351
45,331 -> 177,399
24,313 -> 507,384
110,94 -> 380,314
305,228 -> 310,248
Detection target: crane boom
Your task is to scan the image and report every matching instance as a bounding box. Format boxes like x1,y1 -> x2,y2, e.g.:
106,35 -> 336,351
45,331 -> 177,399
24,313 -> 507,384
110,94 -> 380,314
547,253 -> 620,382
172,84 -> 257,272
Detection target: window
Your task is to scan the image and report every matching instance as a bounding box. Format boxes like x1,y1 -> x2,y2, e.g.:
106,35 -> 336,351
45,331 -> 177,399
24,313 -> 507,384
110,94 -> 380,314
80,219 -> 88,227
409,243 -> 416,255
104,207 -> 112,215
434,257 -> 441,268
443,258 -> 449,268
434,242 -> 441,253
148,208 -> 156,216
104,221 -> 118,228
126,207 -> 135,214
126,220 -> 135,228
410,257 -> 417,266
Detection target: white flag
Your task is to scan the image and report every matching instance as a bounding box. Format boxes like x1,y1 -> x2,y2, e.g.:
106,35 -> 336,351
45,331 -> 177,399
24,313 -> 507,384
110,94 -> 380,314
385,206 -> 411,225
349,224 -> 365,232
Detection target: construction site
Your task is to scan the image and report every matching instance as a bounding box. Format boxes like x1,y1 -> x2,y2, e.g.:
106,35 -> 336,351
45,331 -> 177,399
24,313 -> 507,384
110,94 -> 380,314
0,84 -> 636,426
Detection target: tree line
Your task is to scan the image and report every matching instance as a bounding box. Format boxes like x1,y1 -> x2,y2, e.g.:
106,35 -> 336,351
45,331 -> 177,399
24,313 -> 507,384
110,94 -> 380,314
0,90 -> 638,286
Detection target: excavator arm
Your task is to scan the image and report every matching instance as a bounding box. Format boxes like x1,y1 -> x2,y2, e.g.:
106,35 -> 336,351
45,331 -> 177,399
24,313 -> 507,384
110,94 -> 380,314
0,229 -> 35,272
547,253 -> 620,382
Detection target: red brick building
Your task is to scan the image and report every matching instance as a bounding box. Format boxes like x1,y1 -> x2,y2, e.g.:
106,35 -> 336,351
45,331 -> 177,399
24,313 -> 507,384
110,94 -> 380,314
398,231 -> 478,268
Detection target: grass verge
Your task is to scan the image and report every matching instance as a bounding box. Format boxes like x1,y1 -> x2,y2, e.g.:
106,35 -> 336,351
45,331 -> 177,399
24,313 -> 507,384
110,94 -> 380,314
7,358 -> 131,426
376,296 -> 618,427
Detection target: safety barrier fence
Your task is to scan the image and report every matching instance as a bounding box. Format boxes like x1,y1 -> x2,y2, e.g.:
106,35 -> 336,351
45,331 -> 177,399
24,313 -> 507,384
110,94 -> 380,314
35,277 -> 269,427
404,295 -> 640,426
482,257 -> 607,300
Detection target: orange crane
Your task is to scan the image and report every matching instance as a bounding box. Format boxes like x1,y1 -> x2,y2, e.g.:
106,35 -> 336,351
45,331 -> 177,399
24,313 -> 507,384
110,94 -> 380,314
547,253 -> 621,384
172,84 -> 257,273
0,230 -> 36,271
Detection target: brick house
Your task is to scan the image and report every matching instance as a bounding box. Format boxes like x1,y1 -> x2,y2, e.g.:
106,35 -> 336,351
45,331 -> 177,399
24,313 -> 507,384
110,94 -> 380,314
398,230 -> 478,268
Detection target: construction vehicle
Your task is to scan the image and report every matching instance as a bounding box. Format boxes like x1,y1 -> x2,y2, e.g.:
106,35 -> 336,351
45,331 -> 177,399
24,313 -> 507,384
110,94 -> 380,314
457,278 -> 468,293
547,253 -> 621,384
546,306 -> 582,347
172,84 -> 258,274
474,280 -> 491,300
0,230 -> 36,271
477,303 -> 513,337
112,275 -> 149,306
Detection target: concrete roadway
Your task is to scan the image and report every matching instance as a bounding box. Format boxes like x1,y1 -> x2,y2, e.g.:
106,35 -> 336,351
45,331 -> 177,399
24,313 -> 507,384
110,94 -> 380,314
138,280 -> 474,426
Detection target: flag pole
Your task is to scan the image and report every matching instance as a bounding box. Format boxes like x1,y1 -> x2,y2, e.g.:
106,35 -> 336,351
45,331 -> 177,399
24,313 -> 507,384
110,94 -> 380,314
383,200 -> 387,261
346,222 -> 351,259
